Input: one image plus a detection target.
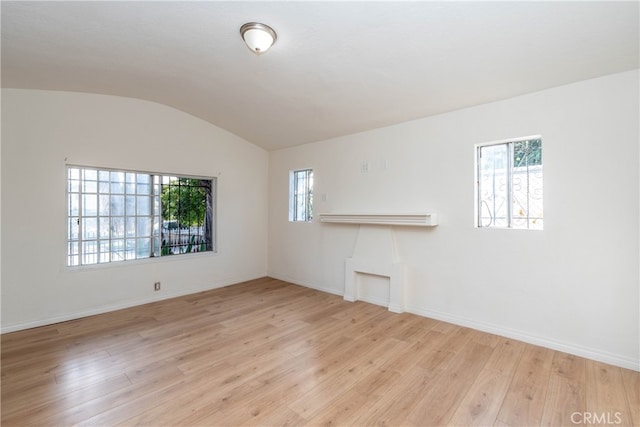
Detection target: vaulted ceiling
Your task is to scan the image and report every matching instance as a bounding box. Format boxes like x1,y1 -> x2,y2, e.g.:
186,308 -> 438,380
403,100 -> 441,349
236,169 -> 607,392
2,1 -> 638,151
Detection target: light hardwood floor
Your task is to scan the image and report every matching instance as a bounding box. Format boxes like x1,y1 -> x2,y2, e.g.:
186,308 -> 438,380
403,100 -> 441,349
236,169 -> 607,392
2,277 -> 638,426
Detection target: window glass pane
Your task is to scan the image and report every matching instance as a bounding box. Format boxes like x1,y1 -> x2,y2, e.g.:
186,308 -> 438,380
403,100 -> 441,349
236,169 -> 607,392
125,239 -> 136,260
82,194 -> 97,216
478,144 -> 509,228
69,218 -> 79,240
137,217 -> 151,237
82,218 -> 97,240
82,252 -> 97,265
99,181 -> 110,193
83,169 -> 97,181
82,240 -> 97,254
295,197 -> 305,221
111,172 -> 125,194
99,217 -> 111,238
69,168 -> 80,180
99,240 -> 110,258
82,241 -> 97,265
137,183 -> 150,195
99,195 -> 110,216
68,241 -> 79,256
136,238 -> 151,258
512,139 -> 543,229
83,179 -> 97,194
514,139 -> 542,167
137,196 -> 151,215
126,216 -> 136,237
125,195 -> 136,216
136,173 -> 151,194
126,172 -> 136,193
69,179 -> 80,193
111,217 -> 125,238
111,239 -> 124,262
69,193 -> 79,216
111,195 -> 124,216
99,170 -> 110,181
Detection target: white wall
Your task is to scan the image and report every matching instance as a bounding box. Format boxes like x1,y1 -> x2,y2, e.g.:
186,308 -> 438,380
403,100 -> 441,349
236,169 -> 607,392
1,89 -> 268,332
268,70 -> 640,370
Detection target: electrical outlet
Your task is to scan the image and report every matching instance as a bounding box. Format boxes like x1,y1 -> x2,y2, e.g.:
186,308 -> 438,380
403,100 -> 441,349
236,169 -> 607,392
154,282 -> 161,291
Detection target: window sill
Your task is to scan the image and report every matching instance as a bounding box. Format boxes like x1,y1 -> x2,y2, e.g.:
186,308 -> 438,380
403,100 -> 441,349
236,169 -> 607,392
65,250 -> 217,271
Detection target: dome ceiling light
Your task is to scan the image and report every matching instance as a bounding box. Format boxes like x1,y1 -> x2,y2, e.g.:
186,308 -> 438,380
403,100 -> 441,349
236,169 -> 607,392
240,22 -> 277,55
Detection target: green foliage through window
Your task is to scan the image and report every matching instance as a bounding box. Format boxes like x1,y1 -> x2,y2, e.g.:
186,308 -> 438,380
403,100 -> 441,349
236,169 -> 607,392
161,178 -> 208,227
160,177 -> 214,255
514,139 -> 542,167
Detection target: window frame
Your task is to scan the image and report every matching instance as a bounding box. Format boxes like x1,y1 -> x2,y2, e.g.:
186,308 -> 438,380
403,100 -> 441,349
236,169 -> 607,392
66,165 -> 216,268
474,136 -> 543,230
288,168 -> 314,222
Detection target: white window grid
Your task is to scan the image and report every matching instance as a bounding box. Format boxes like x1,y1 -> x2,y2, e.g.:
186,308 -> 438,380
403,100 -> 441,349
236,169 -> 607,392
67,167 -> 161,266
67,166 -> 215,267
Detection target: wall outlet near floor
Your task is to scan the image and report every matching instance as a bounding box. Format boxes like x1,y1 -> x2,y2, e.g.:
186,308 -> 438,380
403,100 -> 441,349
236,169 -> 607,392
154,282 -> 161,291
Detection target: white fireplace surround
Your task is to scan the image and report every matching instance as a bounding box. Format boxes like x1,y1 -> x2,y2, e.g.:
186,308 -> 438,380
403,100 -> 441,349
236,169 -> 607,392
320,213 -> 437,313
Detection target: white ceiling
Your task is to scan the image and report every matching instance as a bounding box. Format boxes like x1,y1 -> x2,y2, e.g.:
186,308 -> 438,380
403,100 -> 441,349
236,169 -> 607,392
2,1 -> 638,151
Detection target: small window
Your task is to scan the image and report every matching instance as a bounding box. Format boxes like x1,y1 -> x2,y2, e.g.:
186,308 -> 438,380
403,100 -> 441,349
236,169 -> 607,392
476,137 -> 543,229
67,166 -> 215,267
289,169 -> 313,222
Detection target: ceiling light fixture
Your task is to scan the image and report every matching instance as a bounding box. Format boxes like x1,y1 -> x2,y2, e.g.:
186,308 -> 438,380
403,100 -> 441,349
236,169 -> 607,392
240,22 -> 277,55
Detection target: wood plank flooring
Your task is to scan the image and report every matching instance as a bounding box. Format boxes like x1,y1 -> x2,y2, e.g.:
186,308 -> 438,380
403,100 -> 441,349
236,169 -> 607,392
2,277 -> 638,426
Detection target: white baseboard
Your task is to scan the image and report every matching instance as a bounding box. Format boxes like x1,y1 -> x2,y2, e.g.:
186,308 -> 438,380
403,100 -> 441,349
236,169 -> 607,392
406,304 -> 639,372
1,273 -> 265,334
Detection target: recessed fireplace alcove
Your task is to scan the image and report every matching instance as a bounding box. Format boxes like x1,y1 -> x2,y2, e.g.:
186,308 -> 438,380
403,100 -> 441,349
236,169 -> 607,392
319,213 -> 438,313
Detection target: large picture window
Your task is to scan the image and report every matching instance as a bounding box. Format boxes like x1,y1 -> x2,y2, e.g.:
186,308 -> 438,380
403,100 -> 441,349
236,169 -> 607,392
67,166 -> 215,267
476,137 -> 543,230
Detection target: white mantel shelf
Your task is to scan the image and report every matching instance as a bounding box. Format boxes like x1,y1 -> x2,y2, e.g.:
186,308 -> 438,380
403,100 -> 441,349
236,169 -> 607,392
319,213 -> 438,227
